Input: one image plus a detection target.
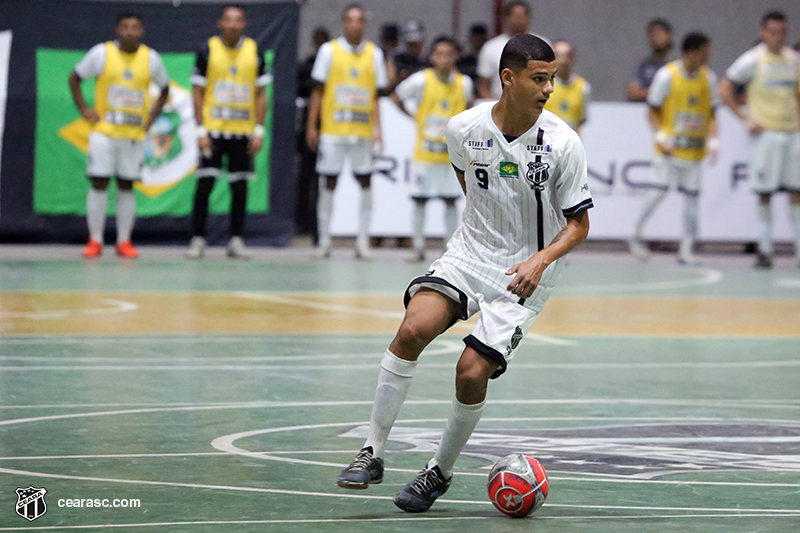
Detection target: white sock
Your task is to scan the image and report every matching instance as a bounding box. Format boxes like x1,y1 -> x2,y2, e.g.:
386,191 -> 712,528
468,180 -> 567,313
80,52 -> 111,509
790,204 -> 800,261
431,398 -> 486,478
444,204 -> 458,244
86,188 -> 108,243
757,201 -> 772,255
680,193 -> 699,256
357,187 -> 372,250
364,350 -> 417,458
634,188 -> 668,239
115,189 -> 136,244
317,181 -> 333,249
412,202 -> 425,251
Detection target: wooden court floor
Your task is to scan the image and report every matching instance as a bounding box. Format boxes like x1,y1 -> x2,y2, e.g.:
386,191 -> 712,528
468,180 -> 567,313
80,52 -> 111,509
0,245 -> 799,531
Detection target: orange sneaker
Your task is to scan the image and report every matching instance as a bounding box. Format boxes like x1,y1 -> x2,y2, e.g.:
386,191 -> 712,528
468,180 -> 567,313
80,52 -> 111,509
82,239 -> 103,258
115,241 -> 139,259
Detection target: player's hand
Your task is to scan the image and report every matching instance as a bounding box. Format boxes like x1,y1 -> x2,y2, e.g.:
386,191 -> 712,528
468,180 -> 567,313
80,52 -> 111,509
198,135 -> 212,159
707,137 -> 720,165
658,140 -> 674,156
373,129 -> 383,155
744,117 -> 764,135
82,108 -> 100,124
505,254 -> 548,299
306,126 -> 320,152
248,136 -> 263,157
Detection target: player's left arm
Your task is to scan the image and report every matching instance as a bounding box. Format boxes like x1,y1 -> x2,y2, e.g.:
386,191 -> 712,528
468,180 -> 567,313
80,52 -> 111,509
145,52 -> 170,131
249,86 -> 267,157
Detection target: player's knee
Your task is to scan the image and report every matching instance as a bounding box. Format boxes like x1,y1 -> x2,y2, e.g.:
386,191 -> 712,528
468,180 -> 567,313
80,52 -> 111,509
395,319 -> 437,349
90,178 -> 111,190
455,361 -> 490,403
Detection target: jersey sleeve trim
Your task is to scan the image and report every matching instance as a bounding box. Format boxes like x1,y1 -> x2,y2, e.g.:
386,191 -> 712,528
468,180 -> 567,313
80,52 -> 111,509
562,198 -> 594,218
451,163 -> 464,174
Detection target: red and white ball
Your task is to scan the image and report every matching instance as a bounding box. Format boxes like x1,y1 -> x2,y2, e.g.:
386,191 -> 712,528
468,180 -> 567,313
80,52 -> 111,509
487,453 -> 549,517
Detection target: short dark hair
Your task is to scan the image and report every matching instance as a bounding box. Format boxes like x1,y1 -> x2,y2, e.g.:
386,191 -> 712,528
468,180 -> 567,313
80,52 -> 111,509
682,32 -> 709,53
470,23 -> 488,36
431,35 -> 458,53
503,1 -> 531,18
342,3 -> 365,20
762,10 -> 787,26
647,18 -> 672,33
380,23 -> 399,42
221,5 -> 246,18
498,34 -> 554,79
117,12 -> 143,25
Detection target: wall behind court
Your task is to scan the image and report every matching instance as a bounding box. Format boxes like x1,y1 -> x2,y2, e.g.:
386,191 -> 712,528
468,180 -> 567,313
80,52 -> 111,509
300,0 -> 800,102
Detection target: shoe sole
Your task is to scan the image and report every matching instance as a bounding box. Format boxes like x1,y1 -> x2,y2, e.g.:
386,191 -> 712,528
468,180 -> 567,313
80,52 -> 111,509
393,496 -> 431,513
336,477 -> 382,490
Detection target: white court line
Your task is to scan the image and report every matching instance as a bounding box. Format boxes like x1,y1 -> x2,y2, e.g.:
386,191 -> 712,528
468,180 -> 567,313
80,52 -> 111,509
4,360 -> 800,371
560,267 -> 723,294
775,279 -> 800,289
2,513 -> 800,531
0,299 -> 137,320
0,466 -> 797,517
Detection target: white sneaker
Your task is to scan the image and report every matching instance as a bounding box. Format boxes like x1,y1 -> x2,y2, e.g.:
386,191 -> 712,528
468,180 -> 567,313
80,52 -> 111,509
185,236 -> 206,260
226,236 -> 250,260
405,248 -> 425,263
628,238 -> 649,261
677,251 -> 699,266
355,242 -> 373,261
314,244 -> 331,259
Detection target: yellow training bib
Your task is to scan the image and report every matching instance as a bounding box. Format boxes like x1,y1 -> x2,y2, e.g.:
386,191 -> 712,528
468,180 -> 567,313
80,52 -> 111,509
94,42 -> 151,141
320,40 -> 377,139
414,69 -> 467,164
544,75 -> 587,130
658,62 -> 714,161
203,36 -> 260,135
747,47 -> 799,133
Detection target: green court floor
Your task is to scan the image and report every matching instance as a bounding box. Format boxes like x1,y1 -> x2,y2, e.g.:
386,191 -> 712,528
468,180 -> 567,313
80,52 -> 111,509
0,246 -> 799,531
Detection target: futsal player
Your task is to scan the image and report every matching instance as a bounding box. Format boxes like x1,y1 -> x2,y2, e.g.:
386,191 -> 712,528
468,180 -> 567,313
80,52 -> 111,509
306,3 -> 389,259
719,10 -> 800,269
68,13 -> 169,258
629,33 -> 720,265
186,5 -> 270,260
392,36 -> 473,262
543,40 -> 590,134
337,34 -> 592,513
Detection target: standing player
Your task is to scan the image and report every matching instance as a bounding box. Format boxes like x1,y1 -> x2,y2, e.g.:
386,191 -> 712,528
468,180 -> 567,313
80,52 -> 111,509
628,19 -> 673,102
629,33 -> 719,265
720,10 -> 800,269
306,3 -> 389,259
392,36 -> 473,262
543,40 -> 590,134
186,5 -> 269,260
69,13 -> 169,258
336,35 -> 592,513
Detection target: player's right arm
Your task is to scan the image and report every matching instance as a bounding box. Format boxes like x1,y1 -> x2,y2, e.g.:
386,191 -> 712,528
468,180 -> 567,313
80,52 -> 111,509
306,42 -> 332,151
646,66 -> 672,155
719,50 -> 761,134
190,45 -> 211,154
69,44 -> 105,124
445,114 -> 468,196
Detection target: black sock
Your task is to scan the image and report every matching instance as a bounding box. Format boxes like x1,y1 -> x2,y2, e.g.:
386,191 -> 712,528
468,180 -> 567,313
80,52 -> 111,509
192,177 -> 216,238
230,180 -> 248,237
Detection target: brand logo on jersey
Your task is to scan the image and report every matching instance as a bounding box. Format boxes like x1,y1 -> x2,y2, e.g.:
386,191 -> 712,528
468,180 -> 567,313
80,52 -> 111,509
123,69 -> 133,80
470,160 -> 490,168
499,161 -> 519,179
350,68 -> 359,79
688,94 -> 698,107
526,144 -> 552,154
505,325 -> 524,355
525,161 -> 550,190
581,182 -> 590,192
229,65 -> 238,76
441,99 -> 449,110
468,140 -> 492,150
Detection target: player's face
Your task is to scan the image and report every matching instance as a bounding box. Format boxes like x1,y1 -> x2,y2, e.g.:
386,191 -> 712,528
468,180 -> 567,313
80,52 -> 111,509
553,42 -> 574,72
116,17 -> 143,49
219,7 -> 246,40
506,59 -> 557,114
342,8 -> 367,43
760,20 -> 788,51
505,6 -> 530,35
430,42 -> 457,71
648,26 -> 672,53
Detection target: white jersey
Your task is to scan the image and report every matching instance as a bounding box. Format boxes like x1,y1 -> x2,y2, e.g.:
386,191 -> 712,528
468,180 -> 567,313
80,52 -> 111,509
443,102 -> 592,299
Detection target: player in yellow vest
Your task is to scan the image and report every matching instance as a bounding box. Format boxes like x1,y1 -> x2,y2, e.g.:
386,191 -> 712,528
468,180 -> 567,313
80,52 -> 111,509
544,40 -> 590,134
307,4 -> 389,259
720,10 -> 800,269
68,13 -> 169,259
629,33 -> 719,265
187,5 -> 269,260
392,36 -> 473,262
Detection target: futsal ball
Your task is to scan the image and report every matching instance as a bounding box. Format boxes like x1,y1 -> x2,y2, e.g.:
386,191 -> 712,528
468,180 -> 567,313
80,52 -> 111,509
487,453 -> 549,517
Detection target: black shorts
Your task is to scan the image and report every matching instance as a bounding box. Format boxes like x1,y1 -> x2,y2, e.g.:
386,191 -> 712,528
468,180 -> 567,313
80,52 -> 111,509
198,136 -> 253,181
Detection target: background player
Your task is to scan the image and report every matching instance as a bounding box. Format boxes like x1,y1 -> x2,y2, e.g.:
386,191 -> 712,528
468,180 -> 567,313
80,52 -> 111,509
69,13 -> 169,258
392,36 -> 473,262
336,34 -> 592,513
307,3 -> 389,259
543,39 -> 590,134
186,5 -> 269,260
719,10 -> 800,269
628,19 -> 673,102
629,32 -> 719,265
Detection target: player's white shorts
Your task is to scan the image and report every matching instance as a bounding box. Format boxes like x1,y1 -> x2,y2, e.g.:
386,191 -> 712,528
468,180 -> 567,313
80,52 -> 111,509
652,156 -> 703,194
410,161 -> 463,199
315,134 -> 374,176
87,132 -> 145,180
404,256 -> 559,379
749,131 -> 800,193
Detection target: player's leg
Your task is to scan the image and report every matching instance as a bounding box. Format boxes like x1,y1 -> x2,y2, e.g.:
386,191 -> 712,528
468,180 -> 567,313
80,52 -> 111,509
787,134 -> 800,268
409,198 -> 427,262
352,138 -> 375,259
790,192 -> 800,268
629,158 -> 669,260
187,137 -> 223,259
83,132 -> 114,257
338,288 -> 461,489
226,137 -> 255,260
314,136 -> 342,258
751,132 -> 781,268
677,162 -> 701,265
113,138 -> 145,258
